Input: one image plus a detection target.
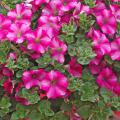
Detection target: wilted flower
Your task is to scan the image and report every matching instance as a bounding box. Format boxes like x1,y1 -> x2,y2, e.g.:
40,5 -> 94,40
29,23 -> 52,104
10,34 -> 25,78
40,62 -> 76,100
67,57 -> 82,77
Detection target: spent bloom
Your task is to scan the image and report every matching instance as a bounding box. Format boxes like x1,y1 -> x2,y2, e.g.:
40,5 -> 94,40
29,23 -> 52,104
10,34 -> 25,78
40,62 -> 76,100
50,37 -> 67,63
95,9 -> 116,35
67,57 -> 82,78
110,37 -> 120,61
96,67 -> 118,91
25,27 -> 51,54
89,55 -> 106,75
40,70 -> 68,99
7,23 -> 30,43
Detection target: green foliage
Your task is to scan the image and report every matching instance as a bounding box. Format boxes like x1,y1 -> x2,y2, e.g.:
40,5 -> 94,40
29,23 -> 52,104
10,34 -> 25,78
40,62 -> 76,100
59,19 -> 77,44
84,0 -> 95,8
11,104 -> 29,120
68,77 -> 82,91
37,100 -> 54,117
2,0 -> 24,9
80,82 -> 99,102
21,88 -> 40,104
79,13 -> 95,32
29,109 -> 45,120
6,55 -> 30,70
68,40 -> 96,65
0,41 -> 11,63
36,53 -> 52,68
0,97 -> 11,117
50,112 -> 69,120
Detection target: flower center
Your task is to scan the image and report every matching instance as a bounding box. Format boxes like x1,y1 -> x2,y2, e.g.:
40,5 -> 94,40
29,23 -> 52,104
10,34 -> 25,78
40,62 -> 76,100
35,38 -> 40,43
32,74 -> 38,79
51,80 -> 57,85
57,48 -> 62,52
17,15 -> 22,20
17,32 -> 21,38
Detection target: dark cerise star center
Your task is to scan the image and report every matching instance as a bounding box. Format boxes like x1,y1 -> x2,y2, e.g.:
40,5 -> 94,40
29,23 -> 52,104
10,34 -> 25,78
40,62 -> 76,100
32,74 -> 38,79
51,80 -> 57,85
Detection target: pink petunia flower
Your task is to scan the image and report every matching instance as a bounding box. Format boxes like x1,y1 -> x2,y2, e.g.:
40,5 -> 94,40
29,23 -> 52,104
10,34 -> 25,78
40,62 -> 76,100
96,67 -> 118,90
25,0 -> 49,6
50,37 -> 67,63
95,9 -> 116,35
67,57 -> 82,78
7,23 -> 30,43
40,70 -> 68,99
42,0 -> 62,16
91,2 -> 106,16
38,15 -> 61,37
88,29 -> 111,56
0,14 -> 11,40
25,27 -> 51,54
7,3 -> 32,24
110,37 -> 120,61
60,0 -> 78,14
110,4 -> 120,23
22,69 -> 46,89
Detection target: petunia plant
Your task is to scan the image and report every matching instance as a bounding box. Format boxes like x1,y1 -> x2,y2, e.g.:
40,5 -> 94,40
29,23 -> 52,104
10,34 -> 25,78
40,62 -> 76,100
1,0 -> 120,120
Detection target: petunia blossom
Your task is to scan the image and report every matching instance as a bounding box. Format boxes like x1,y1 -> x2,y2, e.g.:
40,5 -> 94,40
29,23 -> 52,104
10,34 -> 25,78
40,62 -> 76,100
96,67 -> 118,91
110,37 -> 120,61
0,14 -> 11,40
95,9 -> 116,35
22,69 -> 46,89
40,70 -> 68,99
50,37 -> 67,63
25,27 -> 51,54
7,23 -> 30,43
7,3 -> 32,24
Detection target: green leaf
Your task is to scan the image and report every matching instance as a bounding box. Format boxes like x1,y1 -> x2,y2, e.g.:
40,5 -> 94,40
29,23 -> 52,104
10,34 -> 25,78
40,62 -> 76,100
0,97 -> 11,109
82,68 -> 95,82
11,104 -> 30,120
84,0 -> 95,8
22,88 -> 40,104
0,97 -> 11,117
37,100 -> 54,117
77,105 -> 91,119
68,40 -> 96,65
0,41 -> 11,63
29,110 -> 45,120
50,112 -> 69,120
61,102 -> 72,111
80,82 -> 99,102
36,53 -> 52,68
68,77 -> 82,91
